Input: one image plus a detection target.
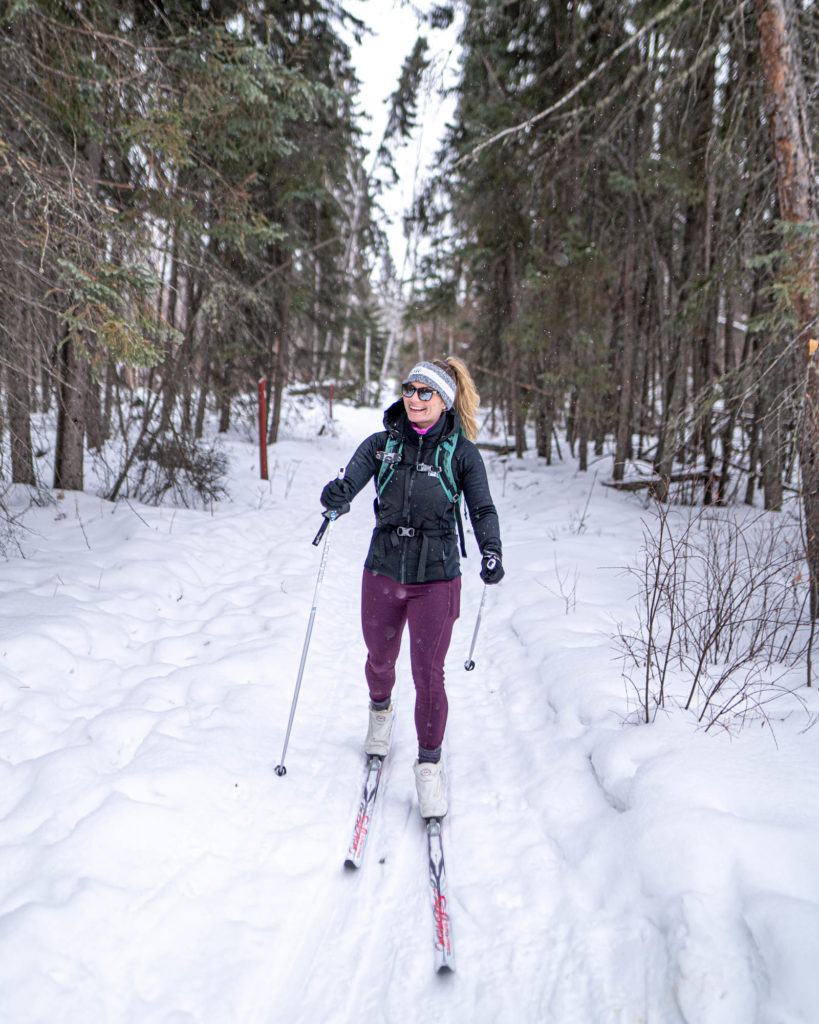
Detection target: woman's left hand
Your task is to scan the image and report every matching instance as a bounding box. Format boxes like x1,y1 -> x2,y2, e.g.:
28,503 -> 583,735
480,552 -> 504,584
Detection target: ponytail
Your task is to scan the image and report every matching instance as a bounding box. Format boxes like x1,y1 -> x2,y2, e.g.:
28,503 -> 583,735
433,356 -> 480,441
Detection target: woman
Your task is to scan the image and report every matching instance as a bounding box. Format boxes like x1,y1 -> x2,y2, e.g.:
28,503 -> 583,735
320,357 -> 504,818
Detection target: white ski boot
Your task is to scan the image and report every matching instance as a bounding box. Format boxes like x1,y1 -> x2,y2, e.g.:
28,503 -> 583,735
364,703 -> 394,757
413,760 -> 447,819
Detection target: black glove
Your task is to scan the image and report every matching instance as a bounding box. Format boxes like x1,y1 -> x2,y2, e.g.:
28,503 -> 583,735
480,552 -> 504,585
320,478 -> 350,516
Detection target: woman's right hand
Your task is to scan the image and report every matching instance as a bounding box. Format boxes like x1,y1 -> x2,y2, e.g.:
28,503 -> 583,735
320,479 -> 351,515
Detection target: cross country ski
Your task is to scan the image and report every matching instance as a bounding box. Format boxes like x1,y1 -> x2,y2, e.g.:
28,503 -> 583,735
344,755 -> 384,869
427,818 -> 455,972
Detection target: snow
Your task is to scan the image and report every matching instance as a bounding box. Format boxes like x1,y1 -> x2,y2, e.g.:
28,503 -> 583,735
1,400 -> 818,1023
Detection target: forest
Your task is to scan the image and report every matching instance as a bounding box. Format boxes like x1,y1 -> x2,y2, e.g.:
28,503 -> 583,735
1,0 -> 818,591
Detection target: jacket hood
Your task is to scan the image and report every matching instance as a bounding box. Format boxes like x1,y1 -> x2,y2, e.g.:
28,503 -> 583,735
383,398 -> 461,442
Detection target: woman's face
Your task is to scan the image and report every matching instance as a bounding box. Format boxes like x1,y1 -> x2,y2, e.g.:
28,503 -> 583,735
403,382 -> 446,431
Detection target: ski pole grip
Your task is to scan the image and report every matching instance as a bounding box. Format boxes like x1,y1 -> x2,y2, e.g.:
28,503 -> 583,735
313,469 -> 344,545
312,510 -> 336,546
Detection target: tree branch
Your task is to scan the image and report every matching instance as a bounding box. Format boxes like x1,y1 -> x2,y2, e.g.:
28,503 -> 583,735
455,0 -> 694,166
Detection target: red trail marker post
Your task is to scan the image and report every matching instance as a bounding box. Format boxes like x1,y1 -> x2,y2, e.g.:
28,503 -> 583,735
258,377 -> 268,480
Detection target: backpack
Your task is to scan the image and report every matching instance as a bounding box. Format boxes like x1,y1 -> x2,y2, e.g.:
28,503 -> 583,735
375,432 -> 468,556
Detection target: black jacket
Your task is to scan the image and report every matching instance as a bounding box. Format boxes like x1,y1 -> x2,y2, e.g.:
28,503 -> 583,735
324,401 -> 502,584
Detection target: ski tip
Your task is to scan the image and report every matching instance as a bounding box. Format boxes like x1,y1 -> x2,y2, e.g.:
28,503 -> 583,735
436,963 -> 456,976
343,858 -> 360,871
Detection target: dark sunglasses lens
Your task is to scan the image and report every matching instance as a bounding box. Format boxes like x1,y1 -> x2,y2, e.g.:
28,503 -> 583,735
402,384 -> 434,401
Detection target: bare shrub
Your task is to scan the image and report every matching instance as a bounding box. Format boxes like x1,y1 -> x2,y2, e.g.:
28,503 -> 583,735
541,554 -> 578,614
617,501 -> 811,730
0,478 -> 56,557
0,490 -> 28,556
131,430 -> 228,508
89,382 -> 229,509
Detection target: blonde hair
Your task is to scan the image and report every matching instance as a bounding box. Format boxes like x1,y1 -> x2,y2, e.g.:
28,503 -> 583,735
433,356 -> 480,441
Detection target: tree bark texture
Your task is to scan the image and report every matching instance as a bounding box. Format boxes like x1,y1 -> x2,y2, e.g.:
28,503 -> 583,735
755,0 -> 819,612
54,334 -> 86,491
7,267 -> 36,485
613,201 -> 637,481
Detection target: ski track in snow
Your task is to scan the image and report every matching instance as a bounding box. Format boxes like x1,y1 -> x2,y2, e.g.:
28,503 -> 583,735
1,404 -> 818,1024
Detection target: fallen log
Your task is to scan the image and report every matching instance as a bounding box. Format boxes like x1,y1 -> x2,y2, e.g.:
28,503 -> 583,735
603,470 -> 711,492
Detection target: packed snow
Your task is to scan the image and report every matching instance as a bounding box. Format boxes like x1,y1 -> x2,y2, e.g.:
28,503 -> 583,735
1,398 -> 818,1024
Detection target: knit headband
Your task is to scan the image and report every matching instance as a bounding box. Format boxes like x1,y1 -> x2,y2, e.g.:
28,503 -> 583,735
403,361 -> 456,410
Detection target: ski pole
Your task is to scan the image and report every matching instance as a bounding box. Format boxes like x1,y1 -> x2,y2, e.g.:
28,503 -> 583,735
275,509 -> 338,776
464,557 -> 497,671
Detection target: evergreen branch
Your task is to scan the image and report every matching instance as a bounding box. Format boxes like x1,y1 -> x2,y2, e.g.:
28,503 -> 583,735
454,0 -> 693,166
250,233 -> 343,291
35,9 -> 175,55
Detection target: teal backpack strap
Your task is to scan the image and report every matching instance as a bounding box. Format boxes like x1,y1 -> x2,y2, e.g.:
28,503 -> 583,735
376,436 -> 403,495
434,434 -> 459,503
435,433 -> 468,558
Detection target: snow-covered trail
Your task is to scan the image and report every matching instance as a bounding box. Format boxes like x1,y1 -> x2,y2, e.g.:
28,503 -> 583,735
1,405 -> 818,1024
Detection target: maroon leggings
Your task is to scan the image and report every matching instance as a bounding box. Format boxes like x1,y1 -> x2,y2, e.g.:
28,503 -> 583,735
361,569 -> 461,752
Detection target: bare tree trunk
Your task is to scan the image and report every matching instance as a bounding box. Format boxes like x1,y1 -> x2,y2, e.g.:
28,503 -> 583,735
656,47 -> 716,501
194,337 -> 211,439
534,385 -> 554,463
8,360 -> 36,485
566,387 -> 578,456
102,360 -> 115,441
7,267 -> 36,485
269,284 -> 292,446
159,222 -> 182,433
745,391 -> 761,506
379,326 -> 397,402
361,331 -> 371,404
54,332 -> 86,490
756,0 -> 819,612
85,369 -> 106,452
655,332 -> 688,497
718,304 -> 752,505
613,206 -> 637,481
505,240 -> 526,457
578,411 -> 589,472
217,360 -> 232,434
338,317 -> 352,379
760,359 -> 785,510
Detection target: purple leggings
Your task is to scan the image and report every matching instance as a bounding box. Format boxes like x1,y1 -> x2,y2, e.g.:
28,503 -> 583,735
361,569 -> 461,752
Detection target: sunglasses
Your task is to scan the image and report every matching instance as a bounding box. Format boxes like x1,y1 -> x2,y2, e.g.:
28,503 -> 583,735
402,383 -> 436,401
